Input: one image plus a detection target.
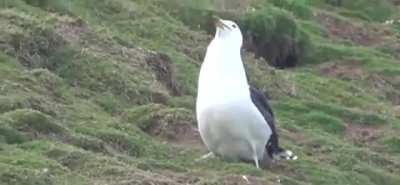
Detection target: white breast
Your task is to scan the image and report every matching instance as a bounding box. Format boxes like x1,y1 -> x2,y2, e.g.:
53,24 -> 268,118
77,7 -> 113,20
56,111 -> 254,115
197,99 -> 271,161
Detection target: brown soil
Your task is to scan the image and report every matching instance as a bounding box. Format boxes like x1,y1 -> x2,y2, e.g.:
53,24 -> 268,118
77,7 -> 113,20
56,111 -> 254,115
393,0 -> 400,6
321,65 -> 400,108
285,129 -> 306,145
147,118 -> 203,150
139,109 -> 204,150
93,167 -> 193,185
316,11 -> 400,59
344,123 -> 381,144
394,106 -> 400,118
367,74 -> 400,105
318,59 -> 364,80
94,167 -> 275,185
216,174 -> 276,185
54,15 -> 87,42
316,11 -> 384,46
145,52 -> 182,96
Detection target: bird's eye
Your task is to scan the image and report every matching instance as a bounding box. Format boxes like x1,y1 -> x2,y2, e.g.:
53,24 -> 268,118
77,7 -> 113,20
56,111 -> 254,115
232,24 -> 236,28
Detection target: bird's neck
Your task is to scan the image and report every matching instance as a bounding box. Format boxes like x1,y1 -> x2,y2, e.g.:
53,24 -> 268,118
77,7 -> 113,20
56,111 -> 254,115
199,39 -> 249,93
211,39 -> 246,76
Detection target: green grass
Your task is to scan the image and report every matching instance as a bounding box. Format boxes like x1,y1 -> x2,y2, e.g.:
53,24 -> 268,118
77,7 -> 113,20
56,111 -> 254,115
0,0 -> 399,184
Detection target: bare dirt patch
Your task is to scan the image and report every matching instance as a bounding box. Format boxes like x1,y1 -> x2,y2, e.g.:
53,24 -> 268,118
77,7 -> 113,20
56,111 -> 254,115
216,175 -> 276,185
394,106 -> 400,118
285,129 -> 307,144
145,52 -> 182,96
345,123 -> 381,144
367,74 -> 400,105
318,59 -> 364,80
96,167 -> 274,185
316,11 -> 400,58
93,166 -> 195,185
127,106 -> 203,149
393,0 -> 400,6
146,114 -> 202,150
54,15 -> 87,42
316,11 -> 384,46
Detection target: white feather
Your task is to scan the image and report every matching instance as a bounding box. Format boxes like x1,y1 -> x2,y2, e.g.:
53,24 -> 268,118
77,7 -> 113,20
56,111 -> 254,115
196,19 -> 271,164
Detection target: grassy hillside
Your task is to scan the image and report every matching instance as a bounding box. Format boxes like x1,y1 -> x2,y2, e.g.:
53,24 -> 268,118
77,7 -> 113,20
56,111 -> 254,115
1,0 -> 400,184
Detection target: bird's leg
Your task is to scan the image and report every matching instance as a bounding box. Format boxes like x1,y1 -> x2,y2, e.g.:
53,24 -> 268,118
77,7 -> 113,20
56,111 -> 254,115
195,152 -> 215,162
253,155 -> 260,168
250,143 -> 260,168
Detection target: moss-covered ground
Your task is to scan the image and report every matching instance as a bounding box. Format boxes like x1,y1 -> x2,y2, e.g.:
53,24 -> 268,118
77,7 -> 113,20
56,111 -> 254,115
0,0 -> 400,184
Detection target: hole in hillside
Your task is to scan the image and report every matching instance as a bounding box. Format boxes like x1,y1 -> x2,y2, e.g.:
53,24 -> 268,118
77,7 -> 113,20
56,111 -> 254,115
243,35 -> 300,69
145,52 -> 182,96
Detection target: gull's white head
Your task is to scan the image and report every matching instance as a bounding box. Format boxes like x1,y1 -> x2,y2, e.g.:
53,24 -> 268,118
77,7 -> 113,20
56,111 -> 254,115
214,18 -> 243,48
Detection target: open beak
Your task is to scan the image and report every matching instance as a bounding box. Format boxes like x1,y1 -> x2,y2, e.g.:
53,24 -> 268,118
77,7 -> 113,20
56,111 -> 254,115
214,17 -> 231,30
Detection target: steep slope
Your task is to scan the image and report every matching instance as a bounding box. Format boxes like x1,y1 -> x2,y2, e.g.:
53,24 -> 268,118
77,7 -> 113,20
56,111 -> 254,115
1,0 -> 400,184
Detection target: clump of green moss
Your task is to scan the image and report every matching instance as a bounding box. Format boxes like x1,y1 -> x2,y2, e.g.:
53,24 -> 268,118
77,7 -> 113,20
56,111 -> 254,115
311,0 -> 395,21
29,69 -> 66,97
241,5 -> 312,68
10,27 -> 66,69
0,163 -> 55,185
124,103 -> 166,128
270,0 -> 313,19
0,1 -> 399,185
0,96 -> 24,113
68,134 -> 113,155
356,163 -> 400,185
339,0 -> 394,21
300,111 -> 345,134
383,137 -> 400,153
0,124 -> 27,144
2,109 -> 67,137
95,129 -> 146,157
304,102 -> 388,125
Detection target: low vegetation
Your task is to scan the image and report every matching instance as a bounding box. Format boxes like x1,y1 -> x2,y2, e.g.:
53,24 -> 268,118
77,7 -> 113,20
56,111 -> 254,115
0,0 -> 399,184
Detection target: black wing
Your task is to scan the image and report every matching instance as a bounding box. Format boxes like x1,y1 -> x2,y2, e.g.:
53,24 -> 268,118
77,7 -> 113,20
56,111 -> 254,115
249,86 -> 283,157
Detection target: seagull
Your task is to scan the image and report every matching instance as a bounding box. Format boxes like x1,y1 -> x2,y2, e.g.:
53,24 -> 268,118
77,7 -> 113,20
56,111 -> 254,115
196,18 -> 297,168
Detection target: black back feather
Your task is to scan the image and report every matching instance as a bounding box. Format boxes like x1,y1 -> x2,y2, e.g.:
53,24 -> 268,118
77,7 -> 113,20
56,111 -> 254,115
249,86 -> 284,157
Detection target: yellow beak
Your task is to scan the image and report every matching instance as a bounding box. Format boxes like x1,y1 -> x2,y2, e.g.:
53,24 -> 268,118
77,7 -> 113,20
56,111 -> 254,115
214,18 -> 231,30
